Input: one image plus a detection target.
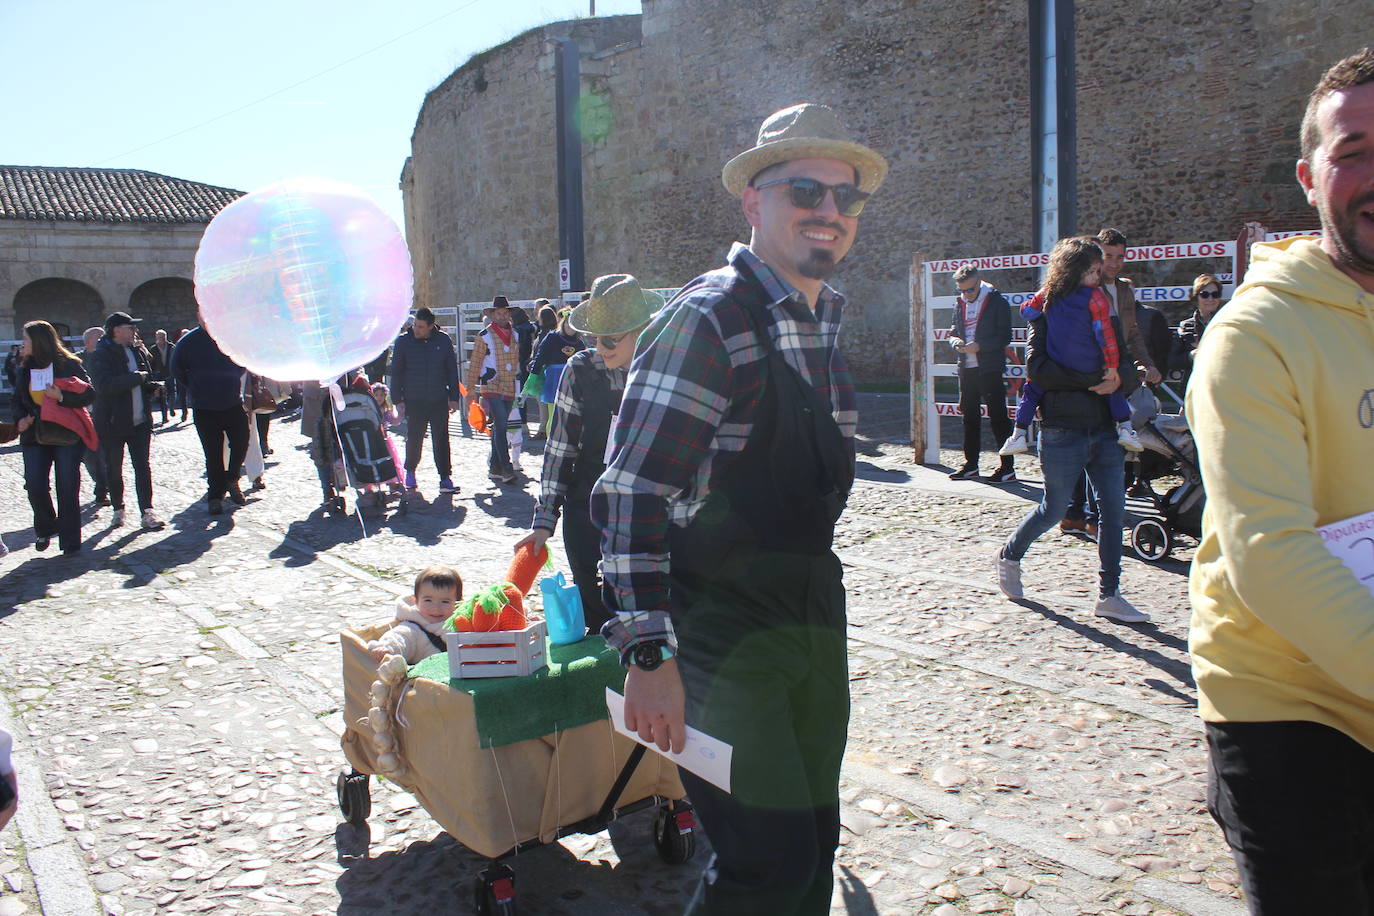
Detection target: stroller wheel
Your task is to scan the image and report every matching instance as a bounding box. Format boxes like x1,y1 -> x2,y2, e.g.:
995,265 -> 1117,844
1130,518 -> 1172,562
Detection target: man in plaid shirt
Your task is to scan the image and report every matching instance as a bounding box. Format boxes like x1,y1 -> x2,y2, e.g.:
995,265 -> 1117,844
591,103 -> 886,914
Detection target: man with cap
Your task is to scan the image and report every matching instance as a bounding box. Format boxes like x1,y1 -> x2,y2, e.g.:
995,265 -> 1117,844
516,274 -> 659,633
464,297 -> 523,484
592,103 -> 882,913
85,312 -> 165,530
389,306 -> 461,492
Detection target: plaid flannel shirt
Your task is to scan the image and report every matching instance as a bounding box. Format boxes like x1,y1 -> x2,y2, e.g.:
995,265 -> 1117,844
591,243 -> 857,656
531,350 -> 626,534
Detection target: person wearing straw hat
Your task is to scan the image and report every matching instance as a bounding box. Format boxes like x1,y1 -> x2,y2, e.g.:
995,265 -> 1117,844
592,102 -> 885,914
515,274 -> 660,633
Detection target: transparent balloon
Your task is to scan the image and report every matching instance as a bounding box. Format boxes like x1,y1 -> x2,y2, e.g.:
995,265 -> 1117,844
193,177 -> 413,381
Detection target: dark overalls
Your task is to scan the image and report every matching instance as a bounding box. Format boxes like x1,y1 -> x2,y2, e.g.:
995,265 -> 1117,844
561,356 -> 618,634
669,300 -> 854,915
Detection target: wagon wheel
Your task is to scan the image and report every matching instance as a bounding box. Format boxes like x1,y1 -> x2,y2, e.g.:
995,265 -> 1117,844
335,769 -> 371,826
653,803 -> 697,865
474,864 -> 517,915
1130,518 -> 1172,562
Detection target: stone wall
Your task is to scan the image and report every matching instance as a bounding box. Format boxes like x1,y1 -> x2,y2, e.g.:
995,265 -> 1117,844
0,220 -> 206,340
403,0 -> 1368,382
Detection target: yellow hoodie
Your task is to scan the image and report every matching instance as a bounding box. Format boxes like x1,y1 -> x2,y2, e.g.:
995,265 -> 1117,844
1187,237 -> 1374,751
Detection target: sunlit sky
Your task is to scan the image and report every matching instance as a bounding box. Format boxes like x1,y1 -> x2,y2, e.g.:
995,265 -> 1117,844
6,0 -> 642,231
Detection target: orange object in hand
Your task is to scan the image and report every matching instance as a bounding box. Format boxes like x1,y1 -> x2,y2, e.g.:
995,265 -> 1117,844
468,399 -> 488,434
506,542 -> 549,595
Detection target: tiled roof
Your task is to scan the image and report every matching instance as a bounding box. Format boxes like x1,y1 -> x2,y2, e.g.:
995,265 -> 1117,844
0,166 -> 244,223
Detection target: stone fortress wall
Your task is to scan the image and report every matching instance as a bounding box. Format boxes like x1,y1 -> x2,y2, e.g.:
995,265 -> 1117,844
404,0 -> 1364,382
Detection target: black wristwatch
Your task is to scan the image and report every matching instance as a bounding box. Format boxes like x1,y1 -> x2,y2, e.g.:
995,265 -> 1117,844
626,639 -> 672,671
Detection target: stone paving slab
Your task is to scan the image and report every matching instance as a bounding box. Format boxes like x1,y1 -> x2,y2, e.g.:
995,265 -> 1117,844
0,397 -> 1241,914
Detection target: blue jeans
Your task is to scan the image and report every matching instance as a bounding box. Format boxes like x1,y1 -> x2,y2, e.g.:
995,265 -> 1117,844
482,396 -> 512,472
23,441 -> 85,552
1002,425 -> 1125,597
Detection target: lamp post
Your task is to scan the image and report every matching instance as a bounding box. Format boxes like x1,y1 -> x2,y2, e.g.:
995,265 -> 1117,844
547,37 -> 586,293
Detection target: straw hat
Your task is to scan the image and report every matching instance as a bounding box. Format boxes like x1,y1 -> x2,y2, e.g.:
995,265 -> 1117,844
722,103 -> 888,197
568,274 -> 663,336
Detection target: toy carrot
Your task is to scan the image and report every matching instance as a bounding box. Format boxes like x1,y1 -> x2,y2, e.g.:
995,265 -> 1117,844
505,542 -> 549,595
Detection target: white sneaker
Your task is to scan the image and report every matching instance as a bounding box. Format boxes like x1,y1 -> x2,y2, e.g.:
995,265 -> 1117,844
999,428 -> 1029,456
1117,423 -> 1144,453
996,553 -> 1023,599
111,509 -> 126,527
1094,592 -> 1151,623
141,509 -> 166,531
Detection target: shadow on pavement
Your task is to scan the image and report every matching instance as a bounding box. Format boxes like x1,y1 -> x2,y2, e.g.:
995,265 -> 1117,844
333,822 -> 696,915
854,460 -> 910,484
1013,596 -> 1196,692
112,501 -> 240,587
0,552 -> 91,620
836,864 -> 880,915
470,488 -> 536,533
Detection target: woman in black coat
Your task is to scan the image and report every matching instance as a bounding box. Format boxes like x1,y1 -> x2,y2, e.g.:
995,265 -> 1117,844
11,321 -> 96,555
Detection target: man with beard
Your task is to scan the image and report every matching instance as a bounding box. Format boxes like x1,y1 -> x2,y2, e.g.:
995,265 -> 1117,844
593,103 -> 883,914
1186,48 -> 1374,912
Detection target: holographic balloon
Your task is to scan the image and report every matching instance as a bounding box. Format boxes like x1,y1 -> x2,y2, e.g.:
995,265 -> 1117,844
193,177 -> 413,381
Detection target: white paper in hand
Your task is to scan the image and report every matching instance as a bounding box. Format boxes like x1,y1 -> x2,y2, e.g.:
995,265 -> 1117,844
604,687 -> 732,793
1318,509 -> 1374,598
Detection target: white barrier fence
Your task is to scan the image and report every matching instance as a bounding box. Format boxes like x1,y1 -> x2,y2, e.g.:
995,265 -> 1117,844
914,238 -> 1245,465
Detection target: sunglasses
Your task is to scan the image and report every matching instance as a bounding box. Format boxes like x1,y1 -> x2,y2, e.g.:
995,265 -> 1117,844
956,285 -> 979,296
752,176 -> 871,217
591,332 -> 631,349
1198,290 -> 1222,299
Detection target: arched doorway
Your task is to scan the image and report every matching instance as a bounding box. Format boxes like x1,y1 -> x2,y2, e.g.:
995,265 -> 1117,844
128,277 -> 197,338
13,278 -> 104,340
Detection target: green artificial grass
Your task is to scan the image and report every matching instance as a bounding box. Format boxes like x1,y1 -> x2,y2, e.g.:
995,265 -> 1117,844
408,635 -> 627,748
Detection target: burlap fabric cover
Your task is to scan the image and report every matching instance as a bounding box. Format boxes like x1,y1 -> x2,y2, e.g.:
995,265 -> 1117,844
340,623 -> 685,858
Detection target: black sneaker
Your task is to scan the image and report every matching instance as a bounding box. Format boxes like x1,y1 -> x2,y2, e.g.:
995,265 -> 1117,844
948,464 -> 980,480
207,499 -> 224,515
989,467 -> 1017,483
94,493 -> 111,507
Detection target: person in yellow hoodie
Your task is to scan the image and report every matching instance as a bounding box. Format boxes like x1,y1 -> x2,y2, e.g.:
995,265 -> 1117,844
1187,48 -> 1374,913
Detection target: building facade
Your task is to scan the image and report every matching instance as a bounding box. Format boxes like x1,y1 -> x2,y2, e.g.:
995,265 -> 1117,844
0,166 -> 243,340
403,0 -> 1359,382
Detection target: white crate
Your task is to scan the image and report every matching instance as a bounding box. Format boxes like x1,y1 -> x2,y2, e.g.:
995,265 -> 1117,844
445,620 -> 548,679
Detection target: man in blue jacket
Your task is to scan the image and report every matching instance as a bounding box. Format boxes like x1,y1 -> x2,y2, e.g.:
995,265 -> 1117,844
170,325 -> 247,515
389,307 -> 461,493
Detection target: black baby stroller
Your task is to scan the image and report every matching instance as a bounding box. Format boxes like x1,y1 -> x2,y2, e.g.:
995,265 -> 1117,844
335,390 -> 408,516
1129,408 -> 1203,562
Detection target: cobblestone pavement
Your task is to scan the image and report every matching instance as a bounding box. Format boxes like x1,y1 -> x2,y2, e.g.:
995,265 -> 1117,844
0,395 -> 1240,916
